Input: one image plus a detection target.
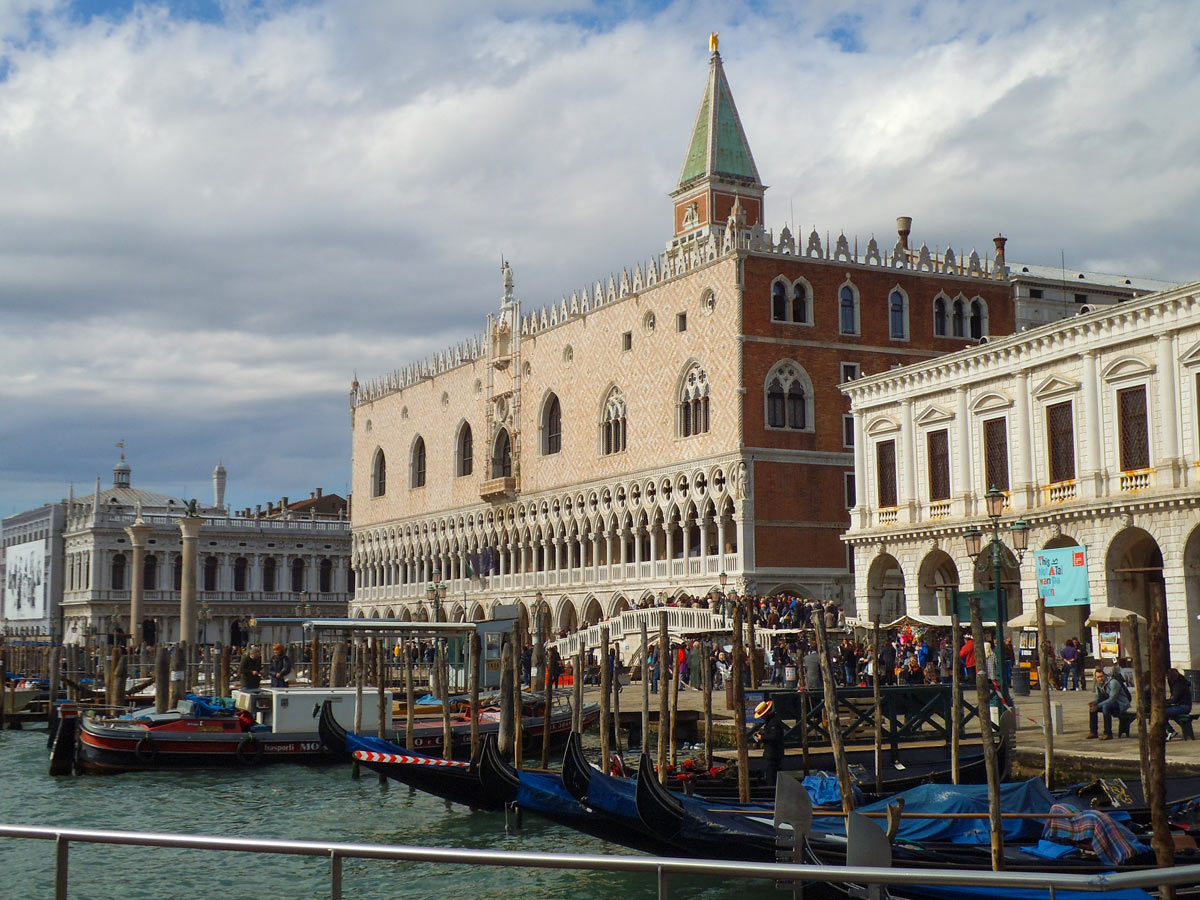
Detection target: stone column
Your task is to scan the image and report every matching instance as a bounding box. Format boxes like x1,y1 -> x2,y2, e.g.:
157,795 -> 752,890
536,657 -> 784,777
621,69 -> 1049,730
1157,332 -> 1180,486
178,516 -> 204,644
1081,350 -> 1103,497
1014,369 -> 1033,507
901,397 -> 916,515
125,515 -> 152,648
955,386 -> 971,513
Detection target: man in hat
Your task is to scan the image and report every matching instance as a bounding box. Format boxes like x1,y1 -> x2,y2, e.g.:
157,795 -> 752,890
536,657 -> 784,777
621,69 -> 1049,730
268,643 -> 292,687
749,699 -> 785,787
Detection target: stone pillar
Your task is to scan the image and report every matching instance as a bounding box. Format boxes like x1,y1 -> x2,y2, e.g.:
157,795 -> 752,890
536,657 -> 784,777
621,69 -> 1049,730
178,516 -> 204,644
1157,332 -> 1181,486
900,397 -> 916,512
716,517 -> 726,560
955,386 -> 971,512
125,516 -> 152,648
1081,350 -> 1103,497
1014,369 -> 1033,507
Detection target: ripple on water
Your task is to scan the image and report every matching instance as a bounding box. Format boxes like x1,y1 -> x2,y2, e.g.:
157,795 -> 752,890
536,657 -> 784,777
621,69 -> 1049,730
0,729 -> 749,900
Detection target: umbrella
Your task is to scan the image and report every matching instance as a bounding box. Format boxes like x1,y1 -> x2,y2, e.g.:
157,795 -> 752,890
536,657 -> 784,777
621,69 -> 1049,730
1007,610 -> 1066,629
1084,605 -> 1146,626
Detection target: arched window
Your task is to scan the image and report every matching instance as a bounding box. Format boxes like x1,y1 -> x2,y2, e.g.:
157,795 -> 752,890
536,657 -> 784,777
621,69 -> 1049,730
839,284 -> 859,334
144,554 -> 158,591
969,298 -> 987,340
600,387 -> 627,455
233,556 -> 248,592
679,364 -> 710,437
888,288 -> 908,339
371,449 -> 386,497
111,552 -> 126,591
456,424 -> 473,477
173,555 -> 183,591
411,437 -> 426,488
203,555 -> 218,592
764,361 -> 814,431
291,558 -> 305,593
319,558 -> 333,593
791,280 -> 809,323
492,428 -> 513,478
951,298 -> 966,337
933,296 -> 948,336
767,378 -> 786,428
542,394 -> 562,455
263,557 -> 276,592
771,278 -> 788,321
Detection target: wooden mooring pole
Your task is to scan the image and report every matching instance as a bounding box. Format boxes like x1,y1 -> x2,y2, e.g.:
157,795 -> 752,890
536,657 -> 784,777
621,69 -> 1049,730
732,604 -> 749,804
440,639 -> 453,761
376,639 -> 387,786
498,637 -> 514,760
572,648 -> 583,735
969,597 -> 1004,872
217,645 -> 232,697
405,643 -> 416,752
657,613 -> 669,784
1127,615 -> 1151,798
702,637 -> 713,771
815,614 -> 855,818
154,645 -> 170,714
470,632 -> 481,762
1035,597 -> 1054,789
669,638 -> 680,768
599,626 -> 611,771
872,616 -> 884,796
951,613 -> 962,785
352,640 -> 364,779
640,620 -> 650,752
541,649 -> 553,769
1146,583 -> 1174,898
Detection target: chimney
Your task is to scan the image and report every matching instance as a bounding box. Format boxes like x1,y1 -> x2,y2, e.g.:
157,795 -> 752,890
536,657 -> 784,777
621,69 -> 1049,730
282,496 -> 289,510
267,502 -> 274,515
896,216 -> 912,250
310,491 -> 316,500
256,504 -> 263,517
993,233 -> 1008,270
316,487 -> 323,499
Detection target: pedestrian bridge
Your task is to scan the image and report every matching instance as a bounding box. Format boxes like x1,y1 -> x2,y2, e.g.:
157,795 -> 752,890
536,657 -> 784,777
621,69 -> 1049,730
548,606 -> 731,659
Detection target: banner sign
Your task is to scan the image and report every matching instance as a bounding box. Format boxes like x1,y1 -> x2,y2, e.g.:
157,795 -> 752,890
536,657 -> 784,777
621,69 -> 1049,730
954,589 -> 1003,624
1035,546 -> 1090,607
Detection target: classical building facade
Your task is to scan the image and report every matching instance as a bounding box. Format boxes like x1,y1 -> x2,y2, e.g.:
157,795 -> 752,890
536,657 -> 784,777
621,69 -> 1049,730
842,282 -> 1200,668
1,501 -> 67,637
348,48 -> 1019,636
4,457 -> 352,644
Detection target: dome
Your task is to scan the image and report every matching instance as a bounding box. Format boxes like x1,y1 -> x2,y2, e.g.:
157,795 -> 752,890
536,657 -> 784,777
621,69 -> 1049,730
113,456 -> 131,488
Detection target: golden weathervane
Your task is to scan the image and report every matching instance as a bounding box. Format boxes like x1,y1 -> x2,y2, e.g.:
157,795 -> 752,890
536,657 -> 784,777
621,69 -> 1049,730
709,32 -> 719,53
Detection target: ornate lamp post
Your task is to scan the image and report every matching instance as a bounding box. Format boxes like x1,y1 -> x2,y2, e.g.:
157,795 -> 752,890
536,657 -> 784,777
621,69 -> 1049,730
964,486 -> 1029,705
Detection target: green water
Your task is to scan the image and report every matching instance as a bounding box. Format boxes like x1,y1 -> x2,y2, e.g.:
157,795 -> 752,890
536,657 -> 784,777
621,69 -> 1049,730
0,727 -> 749,900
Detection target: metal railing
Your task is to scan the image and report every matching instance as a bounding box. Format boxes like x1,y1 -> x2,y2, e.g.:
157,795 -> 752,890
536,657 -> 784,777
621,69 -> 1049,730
2,824 -> 1198,900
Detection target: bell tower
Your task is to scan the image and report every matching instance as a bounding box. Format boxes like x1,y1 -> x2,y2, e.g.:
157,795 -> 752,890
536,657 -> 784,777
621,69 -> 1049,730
669,35 -> 765,252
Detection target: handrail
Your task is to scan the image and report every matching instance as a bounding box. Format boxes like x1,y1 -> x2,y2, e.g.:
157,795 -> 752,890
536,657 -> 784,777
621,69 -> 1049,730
2,824 -> 1198,900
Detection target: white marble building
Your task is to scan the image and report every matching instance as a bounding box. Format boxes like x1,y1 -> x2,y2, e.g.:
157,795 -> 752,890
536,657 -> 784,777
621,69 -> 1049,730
842,282 -> 1200,668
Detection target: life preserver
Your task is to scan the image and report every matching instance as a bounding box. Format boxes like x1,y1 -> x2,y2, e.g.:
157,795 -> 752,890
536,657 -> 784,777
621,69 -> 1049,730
134,737 -> 157,764
236,735 -> 264,765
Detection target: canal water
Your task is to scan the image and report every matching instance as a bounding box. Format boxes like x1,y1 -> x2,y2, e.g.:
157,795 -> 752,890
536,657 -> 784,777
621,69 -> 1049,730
0,727 -> 748,900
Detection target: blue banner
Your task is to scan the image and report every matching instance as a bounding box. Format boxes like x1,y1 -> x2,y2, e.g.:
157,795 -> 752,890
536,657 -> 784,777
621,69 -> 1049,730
1035,546 -> 1090,607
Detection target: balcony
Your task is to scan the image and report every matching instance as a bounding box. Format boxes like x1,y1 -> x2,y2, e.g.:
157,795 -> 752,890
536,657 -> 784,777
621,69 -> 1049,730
928,500 -> 951,520
479,476 -> 517,502
877,507 -> 899,525
1119,468 -> 1153,493
1044,480 -> 1077,504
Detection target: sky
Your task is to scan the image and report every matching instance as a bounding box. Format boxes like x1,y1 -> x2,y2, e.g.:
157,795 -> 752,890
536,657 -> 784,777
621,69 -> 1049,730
2,0 -> 1199,518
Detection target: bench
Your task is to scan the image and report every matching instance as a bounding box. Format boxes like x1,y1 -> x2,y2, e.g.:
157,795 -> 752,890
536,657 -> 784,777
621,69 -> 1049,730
1117,710 -> 1195,740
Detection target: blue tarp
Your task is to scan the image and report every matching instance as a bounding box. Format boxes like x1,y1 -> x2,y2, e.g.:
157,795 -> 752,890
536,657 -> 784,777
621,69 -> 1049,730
516,771 -> 585,820
813,779 -> 1057,845
912,887 -> 1152,900
801,772 -> 864,807
184,693 -> 237,716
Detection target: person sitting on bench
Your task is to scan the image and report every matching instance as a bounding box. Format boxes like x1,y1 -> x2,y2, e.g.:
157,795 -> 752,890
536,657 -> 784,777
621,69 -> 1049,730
1087,668 -> 1130,741
1166,668 -> 1193,741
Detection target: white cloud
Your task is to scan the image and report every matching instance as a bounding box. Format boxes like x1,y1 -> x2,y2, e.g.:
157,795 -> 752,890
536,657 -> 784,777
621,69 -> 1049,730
1,0 -> 1199,515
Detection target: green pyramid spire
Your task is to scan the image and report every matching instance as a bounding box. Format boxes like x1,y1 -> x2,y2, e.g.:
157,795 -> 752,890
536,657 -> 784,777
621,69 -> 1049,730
676,51 -> 761,192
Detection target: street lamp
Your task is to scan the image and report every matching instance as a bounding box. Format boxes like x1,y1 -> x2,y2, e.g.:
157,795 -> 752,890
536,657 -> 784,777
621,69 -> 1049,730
964,486 -> 1030,705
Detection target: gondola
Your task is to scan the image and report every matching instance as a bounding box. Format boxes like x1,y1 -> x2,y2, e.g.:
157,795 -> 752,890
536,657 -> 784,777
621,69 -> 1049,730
317,700 -> 506,809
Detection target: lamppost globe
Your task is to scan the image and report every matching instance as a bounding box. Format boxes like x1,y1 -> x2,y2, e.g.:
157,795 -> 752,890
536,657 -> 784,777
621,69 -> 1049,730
984,485 -> 1005,519
964,526 -> 983,559
1011,518 -> 1030,554
719,570 -> 728,589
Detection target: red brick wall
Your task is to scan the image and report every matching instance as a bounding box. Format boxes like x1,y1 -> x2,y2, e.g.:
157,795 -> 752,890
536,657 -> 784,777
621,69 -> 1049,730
752,460 -> 850,569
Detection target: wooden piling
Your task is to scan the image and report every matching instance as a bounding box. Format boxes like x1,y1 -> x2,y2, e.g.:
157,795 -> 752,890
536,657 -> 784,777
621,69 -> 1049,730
330,643 -> 347,688
112,652 -> 127,710
702,637 -> 713,771
611,643 -> 622,755
217,645 -> 232,697
0,646 -> 6,732
1035,596 -> 1054,790
405,643 -> 416,751
352,640 -> 364,779
657,612 -> 669,784
154,645 -> 170,714
969,597 -> 1004,872
311,633 -> 322,688
375,638 -> 387,785
951,613 -> 962,785
872,616 -> 884,796
746,597 -> 759,689
469,632 -> 481,762
541,650 -> 553,768
573,648 -> 583,734
599,626 -> 611,771
439,640 -> 453,761
798,633 -> 810,776
732,604 -> 749,804
47,647 -> 61,728
1126,615 -> 1151,797
512,626 -> 524,770
640,620 -> 650,752
169,642 -> 186,708
814,614 -> 855,818
498,637 -> 515,760
1146,583 -> 1174,894
669,639 -> 680,767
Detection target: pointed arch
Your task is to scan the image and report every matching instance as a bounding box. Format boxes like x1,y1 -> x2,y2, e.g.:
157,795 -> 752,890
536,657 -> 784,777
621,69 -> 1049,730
678,360 -> 711,437
888,285 -> 909,340
764,359 -> 814,431
541,391 -> 563,455
371,447 -> 386,497
969,296 -> 989,340
600,385 -> 627,455
838,278 -> 860,335
491,428 -> 512,478
455,421 -> 473,477
951,294 -> 967,338
933,292 -> 949,336
410,436 -> 426,488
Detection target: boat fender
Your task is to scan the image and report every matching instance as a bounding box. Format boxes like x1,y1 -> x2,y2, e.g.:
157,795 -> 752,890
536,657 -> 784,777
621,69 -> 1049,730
134,736 -> 158,764
236,735 -> 264,765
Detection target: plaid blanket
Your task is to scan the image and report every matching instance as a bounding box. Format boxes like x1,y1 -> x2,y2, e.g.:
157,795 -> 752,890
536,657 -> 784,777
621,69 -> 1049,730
1041,803 -> 1149,865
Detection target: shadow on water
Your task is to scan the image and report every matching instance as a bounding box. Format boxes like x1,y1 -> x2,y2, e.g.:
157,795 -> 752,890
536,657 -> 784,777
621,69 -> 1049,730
0,728 -> 749,900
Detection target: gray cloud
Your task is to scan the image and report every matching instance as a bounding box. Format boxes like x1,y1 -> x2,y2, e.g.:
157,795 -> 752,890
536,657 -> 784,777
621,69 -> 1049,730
1,0 -> 1197,516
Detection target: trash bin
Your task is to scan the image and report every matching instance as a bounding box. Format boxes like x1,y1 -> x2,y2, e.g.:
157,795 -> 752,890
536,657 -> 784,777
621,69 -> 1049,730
1012,666 -> 1031,696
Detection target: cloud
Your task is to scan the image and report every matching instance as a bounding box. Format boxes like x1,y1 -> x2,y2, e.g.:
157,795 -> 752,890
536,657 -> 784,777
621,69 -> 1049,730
1,0 -> 1198,517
